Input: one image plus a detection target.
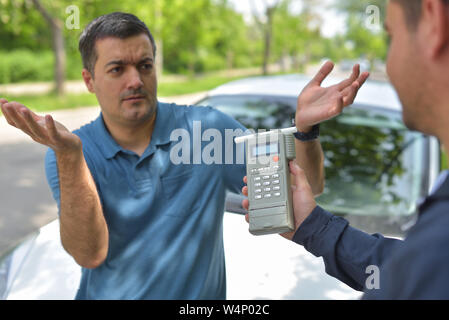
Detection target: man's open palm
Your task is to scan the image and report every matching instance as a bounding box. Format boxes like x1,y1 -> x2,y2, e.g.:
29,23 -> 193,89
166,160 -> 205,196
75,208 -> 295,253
295,61 -> 370,132
1,99 -> 81,153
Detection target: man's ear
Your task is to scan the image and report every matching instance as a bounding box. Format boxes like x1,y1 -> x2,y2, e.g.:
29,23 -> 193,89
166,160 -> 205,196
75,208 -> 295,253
420,0 -> 449,59
82,68 -> 95,93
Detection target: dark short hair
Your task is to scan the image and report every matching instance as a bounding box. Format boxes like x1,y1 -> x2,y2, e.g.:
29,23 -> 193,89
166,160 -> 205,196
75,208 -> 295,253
79,12 -> 156,76
394,0 -> 449,30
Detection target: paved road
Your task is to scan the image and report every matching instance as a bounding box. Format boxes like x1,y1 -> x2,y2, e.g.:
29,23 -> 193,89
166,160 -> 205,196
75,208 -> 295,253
0,93 -> 206,256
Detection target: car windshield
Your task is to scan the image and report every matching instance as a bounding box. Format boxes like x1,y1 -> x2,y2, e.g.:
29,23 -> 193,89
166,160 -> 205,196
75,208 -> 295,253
197,95 -> 426,218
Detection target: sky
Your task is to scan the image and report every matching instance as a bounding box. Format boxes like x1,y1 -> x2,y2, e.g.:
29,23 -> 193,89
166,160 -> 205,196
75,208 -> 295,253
227,0 -> 346,38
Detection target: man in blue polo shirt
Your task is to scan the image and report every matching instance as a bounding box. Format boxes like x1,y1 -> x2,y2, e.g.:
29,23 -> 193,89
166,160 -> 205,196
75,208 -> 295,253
0,12 -> 367,299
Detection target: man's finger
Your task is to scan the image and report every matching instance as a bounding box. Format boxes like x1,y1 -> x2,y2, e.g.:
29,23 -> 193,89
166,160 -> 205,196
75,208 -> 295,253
242,199 -> 249,212
45,114 -> 60,141
243,176 -> 247,184
341,72 -> 370,107
309,61 -> 335,87
289,161 -> 312,193
2,103 -> 33,134
21,108 -> 48,141
242,186 -> 248,197
335,64 -> 360,91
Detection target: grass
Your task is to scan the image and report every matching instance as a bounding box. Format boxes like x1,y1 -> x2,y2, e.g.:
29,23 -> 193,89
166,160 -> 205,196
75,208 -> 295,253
0,74 -> 249,115
0,92 -> 99,113
158,75 -> 245,96
442,150 -> 448,170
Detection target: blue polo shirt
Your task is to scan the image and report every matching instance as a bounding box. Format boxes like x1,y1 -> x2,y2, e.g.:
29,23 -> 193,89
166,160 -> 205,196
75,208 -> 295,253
45,102 -> 247,300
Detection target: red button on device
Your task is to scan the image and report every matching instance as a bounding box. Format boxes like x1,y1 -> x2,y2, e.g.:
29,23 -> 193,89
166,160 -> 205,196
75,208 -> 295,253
273,156 -> 279,162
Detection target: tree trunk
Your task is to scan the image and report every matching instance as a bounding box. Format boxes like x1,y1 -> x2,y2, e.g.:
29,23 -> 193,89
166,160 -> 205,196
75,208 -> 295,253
154,0 -> 163,78
262,6 -> 276,76
32,0 -> 66,96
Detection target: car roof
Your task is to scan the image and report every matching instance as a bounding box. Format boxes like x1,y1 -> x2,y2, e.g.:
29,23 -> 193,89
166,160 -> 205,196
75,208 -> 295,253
208,74 -> 402,112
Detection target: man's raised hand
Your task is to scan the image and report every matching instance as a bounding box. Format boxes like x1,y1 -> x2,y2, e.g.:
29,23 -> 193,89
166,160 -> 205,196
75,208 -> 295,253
1,99 -> 81,153
295,61 -> 370,132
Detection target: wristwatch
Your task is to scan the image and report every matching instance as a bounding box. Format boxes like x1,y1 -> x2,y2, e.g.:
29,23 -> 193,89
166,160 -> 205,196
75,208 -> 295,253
293,124 -> 320,141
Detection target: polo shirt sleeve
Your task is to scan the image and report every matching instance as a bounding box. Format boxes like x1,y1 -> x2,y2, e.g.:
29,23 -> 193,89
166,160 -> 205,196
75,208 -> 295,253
292,205 -> 403,291
45,148 -> 61,211
208,108 -> 248,195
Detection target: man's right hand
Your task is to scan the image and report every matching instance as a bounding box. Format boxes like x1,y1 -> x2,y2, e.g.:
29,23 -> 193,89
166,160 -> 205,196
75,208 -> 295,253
1,99 -> 81,153
242,161 -> 317,241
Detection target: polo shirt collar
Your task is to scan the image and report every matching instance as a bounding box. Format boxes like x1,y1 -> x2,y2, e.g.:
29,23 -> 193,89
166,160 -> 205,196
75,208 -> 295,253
93,101 -> 176,160
149,101 -> 176,146
418,170 -> 449,213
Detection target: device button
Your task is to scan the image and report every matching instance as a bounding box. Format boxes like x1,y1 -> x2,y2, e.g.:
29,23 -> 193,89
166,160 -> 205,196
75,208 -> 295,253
255,195 -> 262,200
272,173 -> 279,179
264,187 -> 271,192
254,177 -> 261,181
262,175 -> 270,180
254,189 -> 262,193
272,179 -> 280,185
273,156 -> 279,162
264,194 -> 272,198
263,181 -> 271,186
274,192 -> 281,197
254,182 -> 261,187
273,186 -> 280,191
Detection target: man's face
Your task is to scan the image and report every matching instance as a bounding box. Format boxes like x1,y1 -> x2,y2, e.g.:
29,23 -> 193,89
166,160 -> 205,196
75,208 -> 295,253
84,33 -> 157,127
385,1 -> 428,132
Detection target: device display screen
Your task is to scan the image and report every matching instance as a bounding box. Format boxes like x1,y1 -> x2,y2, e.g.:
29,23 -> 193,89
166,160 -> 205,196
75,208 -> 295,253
251,143 -> 279,157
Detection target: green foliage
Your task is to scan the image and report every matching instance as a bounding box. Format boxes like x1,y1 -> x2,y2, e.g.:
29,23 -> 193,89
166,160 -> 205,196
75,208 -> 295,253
0,50 -> 53,84
0,0 -> 390,84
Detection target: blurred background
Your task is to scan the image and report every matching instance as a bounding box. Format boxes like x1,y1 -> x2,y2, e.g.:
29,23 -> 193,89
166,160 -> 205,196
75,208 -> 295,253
0,0 -> 388,102
2,0 -> 447,256
1,0 -> 448,300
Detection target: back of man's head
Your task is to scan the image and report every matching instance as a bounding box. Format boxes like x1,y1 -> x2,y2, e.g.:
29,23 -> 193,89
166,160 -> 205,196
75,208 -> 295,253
393,0 -> 449,30
79,12 -> 156,77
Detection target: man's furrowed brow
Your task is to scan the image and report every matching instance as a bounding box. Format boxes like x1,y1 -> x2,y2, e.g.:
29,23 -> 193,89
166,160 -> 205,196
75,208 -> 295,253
105,57 -> 154,68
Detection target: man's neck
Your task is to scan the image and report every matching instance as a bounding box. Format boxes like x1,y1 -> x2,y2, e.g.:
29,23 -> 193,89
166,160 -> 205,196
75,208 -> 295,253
103,112 -> 157,157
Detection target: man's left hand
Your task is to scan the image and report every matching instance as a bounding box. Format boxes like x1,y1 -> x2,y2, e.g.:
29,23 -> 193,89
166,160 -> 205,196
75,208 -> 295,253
295,61 -> 370,132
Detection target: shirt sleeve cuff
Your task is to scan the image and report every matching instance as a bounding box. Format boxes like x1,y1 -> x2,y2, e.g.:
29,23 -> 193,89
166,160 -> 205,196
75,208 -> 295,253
292,205 -> 332,244
292,205 -> 348,257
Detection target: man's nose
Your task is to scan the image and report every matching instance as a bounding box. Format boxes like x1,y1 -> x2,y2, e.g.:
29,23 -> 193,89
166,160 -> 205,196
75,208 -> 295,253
126,67 -> 144,90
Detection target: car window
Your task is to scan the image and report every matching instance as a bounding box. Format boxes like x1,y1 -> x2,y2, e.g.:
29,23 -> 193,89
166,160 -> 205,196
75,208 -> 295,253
196,95 -> 427,235
318,106 -> 425,220
197,95 -> 295,129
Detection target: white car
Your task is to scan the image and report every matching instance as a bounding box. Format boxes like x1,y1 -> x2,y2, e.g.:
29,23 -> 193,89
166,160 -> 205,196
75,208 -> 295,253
0,75 -> 441,300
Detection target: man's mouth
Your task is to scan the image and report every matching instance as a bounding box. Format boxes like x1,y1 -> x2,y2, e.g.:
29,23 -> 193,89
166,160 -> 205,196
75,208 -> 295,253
122,95 -> 146,102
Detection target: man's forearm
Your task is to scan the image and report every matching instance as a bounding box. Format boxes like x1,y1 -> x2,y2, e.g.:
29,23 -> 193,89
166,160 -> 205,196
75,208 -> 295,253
56,147 -> 108,269
294,139 -> 324,196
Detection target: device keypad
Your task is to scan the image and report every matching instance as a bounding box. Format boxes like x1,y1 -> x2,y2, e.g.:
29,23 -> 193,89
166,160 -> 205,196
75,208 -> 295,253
251,166 -> 283,200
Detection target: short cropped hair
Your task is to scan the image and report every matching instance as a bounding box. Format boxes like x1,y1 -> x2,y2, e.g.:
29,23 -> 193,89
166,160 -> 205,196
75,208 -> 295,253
79,12 -> 156,77
394,0 -> 449,30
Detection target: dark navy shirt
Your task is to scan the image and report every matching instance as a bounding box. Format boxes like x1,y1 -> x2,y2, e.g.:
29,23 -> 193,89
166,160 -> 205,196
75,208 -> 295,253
292,170 -> 449,299
45,102 -> 247,299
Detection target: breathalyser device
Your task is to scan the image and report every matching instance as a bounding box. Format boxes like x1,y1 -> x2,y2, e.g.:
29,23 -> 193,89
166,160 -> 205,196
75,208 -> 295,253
235,128 -> 297,236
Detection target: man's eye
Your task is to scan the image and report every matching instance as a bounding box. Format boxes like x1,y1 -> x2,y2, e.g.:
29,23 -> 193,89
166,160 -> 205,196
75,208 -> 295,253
141,64 -> 153,71
110,67 -> 122,74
